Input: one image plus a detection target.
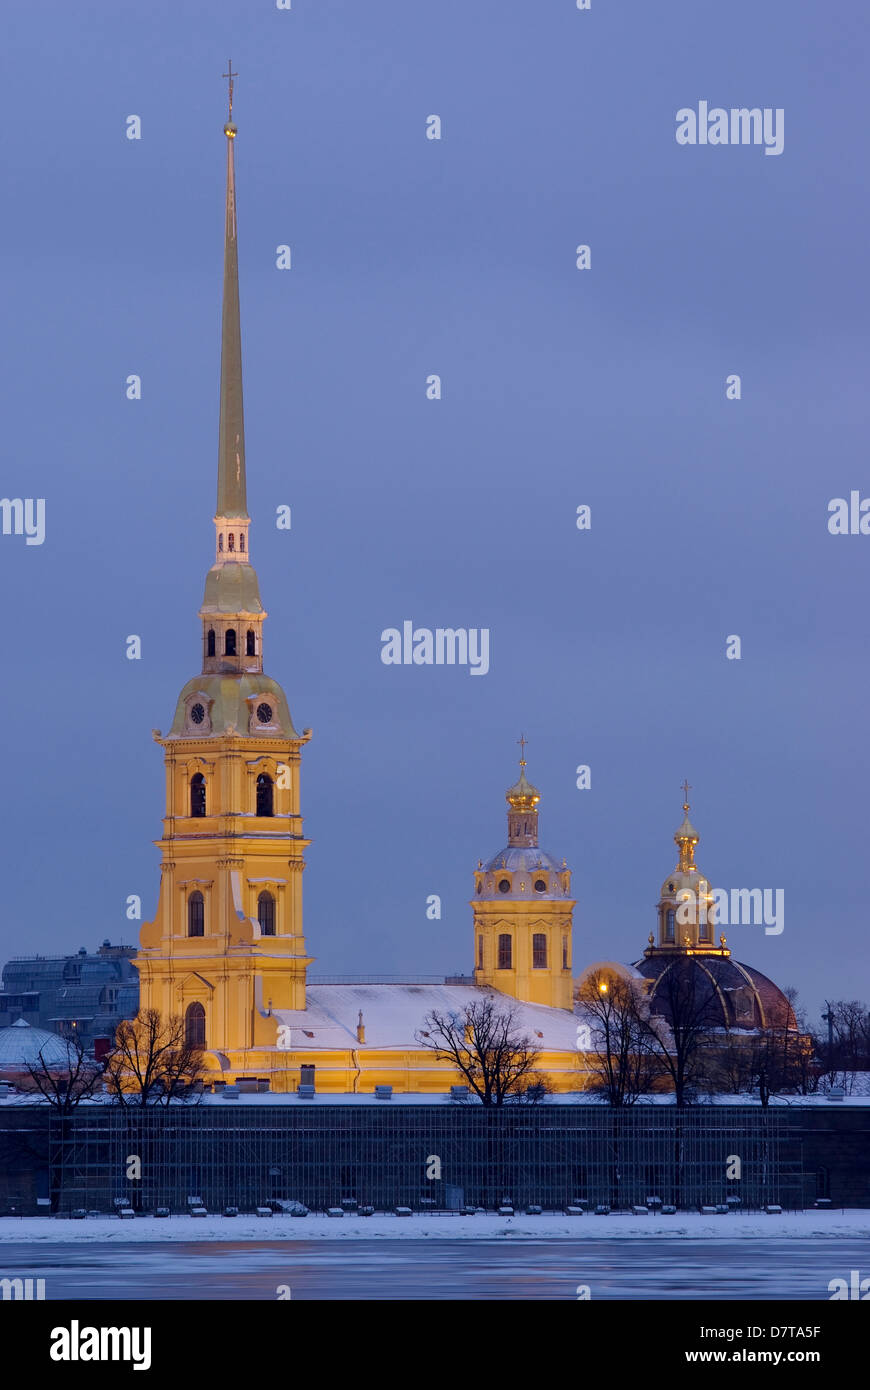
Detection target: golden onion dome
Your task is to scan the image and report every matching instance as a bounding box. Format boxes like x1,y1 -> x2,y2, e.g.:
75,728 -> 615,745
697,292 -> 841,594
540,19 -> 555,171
506,767 -> 541,811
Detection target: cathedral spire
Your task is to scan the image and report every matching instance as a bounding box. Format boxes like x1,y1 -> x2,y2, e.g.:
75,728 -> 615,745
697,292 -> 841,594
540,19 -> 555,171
197,70 -> 265,676
217,60 -> 248,523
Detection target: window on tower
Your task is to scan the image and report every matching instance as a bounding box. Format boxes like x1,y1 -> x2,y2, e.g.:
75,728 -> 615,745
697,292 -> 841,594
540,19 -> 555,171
218,534 -> 224,552
225,628 -> 237,656
190,773 -> 206,817
239,534 -> 245,552
699,910 -> 711,942
562,935 -> 569,970
665,909 -> 675,942
256,773 -> 274,817
207,630 -> 216,657
188,891 -> 204,938
185,1001 -> 206,1047
497,934 -> 512,970
533,934 -> 547,969
228,533 -> 235,552
258,890 -> 276,936
246,629 -> 256,656
477,935 -> 484,969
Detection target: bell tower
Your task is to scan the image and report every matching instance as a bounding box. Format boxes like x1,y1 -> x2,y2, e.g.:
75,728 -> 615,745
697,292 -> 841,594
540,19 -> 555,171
471,744 -> 575,1010
136,72 -> 313,1077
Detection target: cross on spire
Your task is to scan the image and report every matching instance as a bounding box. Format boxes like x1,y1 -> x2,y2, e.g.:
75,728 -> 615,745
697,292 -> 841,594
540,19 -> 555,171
517,734 -> 528,768
681,778 -> 692,809
223,60 -> 237,120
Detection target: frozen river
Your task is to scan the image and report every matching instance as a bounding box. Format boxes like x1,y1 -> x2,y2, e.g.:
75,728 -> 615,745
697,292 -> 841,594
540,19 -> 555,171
1,1238 -> 866,1299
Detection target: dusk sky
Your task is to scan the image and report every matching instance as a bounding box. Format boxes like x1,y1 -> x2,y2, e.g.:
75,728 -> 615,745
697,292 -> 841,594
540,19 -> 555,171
1,1 -> 867,1021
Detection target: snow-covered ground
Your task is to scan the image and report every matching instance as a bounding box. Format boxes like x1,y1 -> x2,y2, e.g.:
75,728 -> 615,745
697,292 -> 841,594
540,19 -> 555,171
3,1209 -> 869,1243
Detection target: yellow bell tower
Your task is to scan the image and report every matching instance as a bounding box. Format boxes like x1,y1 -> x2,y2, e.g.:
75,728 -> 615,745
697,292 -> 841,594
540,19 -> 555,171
136,72 -> 312,1074
471,743 -> 575,1011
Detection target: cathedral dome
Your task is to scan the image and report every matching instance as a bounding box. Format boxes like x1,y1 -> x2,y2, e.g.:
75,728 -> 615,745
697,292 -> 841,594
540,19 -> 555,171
632,953 -> 797,1034
474,749 -> 571,902
0,1018 -> 72,1068
484,846 -> 563,874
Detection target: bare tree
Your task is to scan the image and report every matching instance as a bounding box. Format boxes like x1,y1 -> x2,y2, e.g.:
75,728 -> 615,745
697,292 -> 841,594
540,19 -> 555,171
821,1000 -> 870,1091
21,1033 -> 104,1112
103,1009 -> 206,1107
576,971 -> 656,1105
639,960 -> 722,1107
416,996 -> 546,1105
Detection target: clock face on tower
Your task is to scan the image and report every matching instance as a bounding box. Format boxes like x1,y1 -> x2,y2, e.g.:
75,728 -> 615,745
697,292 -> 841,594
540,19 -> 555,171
190,703 -> 205,725
256,702 -> 273,724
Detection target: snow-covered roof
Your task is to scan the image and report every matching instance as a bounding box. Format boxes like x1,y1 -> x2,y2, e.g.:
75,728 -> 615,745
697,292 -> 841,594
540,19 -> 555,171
273,984 -> 582,1052
0,1018 -> 72,1067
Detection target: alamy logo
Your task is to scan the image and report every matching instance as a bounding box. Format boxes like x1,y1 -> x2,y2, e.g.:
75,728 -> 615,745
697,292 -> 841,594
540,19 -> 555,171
675,103 -> 784,156
381,622 -> 490,676
675,887 -> 785,935
1,1276 -> 45,1300
0,497 -> 45,545
828,1270 -> 870,1299
50,1320 -> 152,1371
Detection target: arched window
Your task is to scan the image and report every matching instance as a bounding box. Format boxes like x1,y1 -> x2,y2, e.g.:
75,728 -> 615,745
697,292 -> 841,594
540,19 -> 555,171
190,773 -> 206,818
533,933 -> 547,969
225,628 -> 237,656
258,891 -> 276,936
477,935 -> 484,969
256,773 -> 274,817
187,891 -> 204,937
562,935 -> 569,970
239,534 -> 245,552
228,533 -> 235,552
665,909 -> 675,942
207,629 -> 216,657
497,934 -> 512,970
185,1001 -> 206,1048
699,908 -> 711,942
218,534 -> 224,552
246,629 -> 256,656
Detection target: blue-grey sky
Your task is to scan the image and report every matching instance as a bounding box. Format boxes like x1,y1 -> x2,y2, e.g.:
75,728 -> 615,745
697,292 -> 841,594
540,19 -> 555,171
1,1 -> 867,1022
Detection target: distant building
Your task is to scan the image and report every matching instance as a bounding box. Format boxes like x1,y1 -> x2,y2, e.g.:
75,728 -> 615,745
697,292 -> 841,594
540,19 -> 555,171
0,940 -> 139,1050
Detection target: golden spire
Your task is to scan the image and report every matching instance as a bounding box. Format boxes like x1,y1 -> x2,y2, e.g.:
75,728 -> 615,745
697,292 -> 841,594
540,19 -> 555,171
217,60 -> 247,519
674,780 -> 699,872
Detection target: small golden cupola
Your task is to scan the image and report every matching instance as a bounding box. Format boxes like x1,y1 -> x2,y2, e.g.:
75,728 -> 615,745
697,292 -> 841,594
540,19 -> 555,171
647,783 -> 723,956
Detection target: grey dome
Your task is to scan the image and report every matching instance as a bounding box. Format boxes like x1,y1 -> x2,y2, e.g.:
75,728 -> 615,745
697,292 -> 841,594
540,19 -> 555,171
484,846 -> 563,873
0,1019 -> 72,1067
477,846 -> 569,901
